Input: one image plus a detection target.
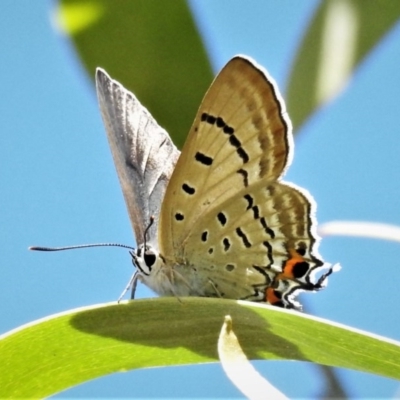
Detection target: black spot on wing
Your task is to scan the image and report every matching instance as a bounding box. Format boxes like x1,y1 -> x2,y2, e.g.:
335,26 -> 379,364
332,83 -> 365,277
216,117 -> 225,128
223,125 -> 234,135
202,112 -> 228,130
223,238 -> 230,251
244,194 -> 253,210
237,169 -> 249,187
292,262 -> 310,278
237,147 -> 249,163
260,217 -> 275,238
229,134 -> 241,148
252,205 -> 260,219
263,241 -> 273,265
273,290 -> 283,300
201,231 -> 208,242
200,112 -> 248,163
175,213 -> 184,221
195,152 -> 213,166
228,134 -> 249,164
182,183 -> 195,195
206,114 -> 216,124
235,227 -> 251,248
217,212 -> 227,226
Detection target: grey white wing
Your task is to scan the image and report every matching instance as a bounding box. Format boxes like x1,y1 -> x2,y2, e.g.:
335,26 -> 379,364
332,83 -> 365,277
96,68 -> 180,247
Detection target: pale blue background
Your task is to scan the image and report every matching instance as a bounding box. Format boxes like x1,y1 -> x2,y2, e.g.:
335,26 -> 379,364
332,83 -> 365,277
1,1 -> 400,398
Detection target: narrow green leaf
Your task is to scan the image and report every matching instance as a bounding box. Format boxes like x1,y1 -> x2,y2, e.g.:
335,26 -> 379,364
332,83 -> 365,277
286,0 -> 400,131
1,298 -> 399,398
56,0 -> 213,148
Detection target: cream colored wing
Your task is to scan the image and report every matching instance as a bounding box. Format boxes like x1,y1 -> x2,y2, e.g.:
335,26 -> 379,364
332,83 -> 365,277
96,68 -> 180,246
159,56 -> 293,259
158,56 -> 326,306
181,180 -> 324,304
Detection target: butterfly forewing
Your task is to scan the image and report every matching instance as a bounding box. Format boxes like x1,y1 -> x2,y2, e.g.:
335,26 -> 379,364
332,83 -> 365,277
159,57 -> 293,261
96,69 -> 180,246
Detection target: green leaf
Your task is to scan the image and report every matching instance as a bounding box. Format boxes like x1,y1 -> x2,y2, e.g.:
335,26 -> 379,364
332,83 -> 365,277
286,0 -> 400,131
56,0 -> 213,148
1,298 -> 399,398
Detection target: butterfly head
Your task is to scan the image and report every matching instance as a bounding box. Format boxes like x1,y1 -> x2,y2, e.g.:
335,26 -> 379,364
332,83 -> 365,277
130,244 -> 160,276
129,215 -> 163,276
129,244 -> 183,298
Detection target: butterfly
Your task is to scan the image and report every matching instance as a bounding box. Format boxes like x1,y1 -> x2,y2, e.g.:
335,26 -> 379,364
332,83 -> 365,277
96,55 -> 335,309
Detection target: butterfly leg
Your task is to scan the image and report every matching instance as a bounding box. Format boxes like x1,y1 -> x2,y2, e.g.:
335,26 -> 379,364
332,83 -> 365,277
117,270 -> 141,302
207,278 -> 223,298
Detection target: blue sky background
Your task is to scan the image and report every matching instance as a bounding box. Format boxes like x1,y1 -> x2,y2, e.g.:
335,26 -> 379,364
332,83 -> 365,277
1,0 -> 400,398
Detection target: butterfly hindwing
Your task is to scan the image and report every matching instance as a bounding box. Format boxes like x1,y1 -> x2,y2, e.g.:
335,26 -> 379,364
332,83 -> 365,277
96,69 -> 180,246
180,181 -> 323,303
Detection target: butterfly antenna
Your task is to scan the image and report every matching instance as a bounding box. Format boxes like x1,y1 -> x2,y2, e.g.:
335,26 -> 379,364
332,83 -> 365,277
29,243 -> 136,252
143,216 -> 155,250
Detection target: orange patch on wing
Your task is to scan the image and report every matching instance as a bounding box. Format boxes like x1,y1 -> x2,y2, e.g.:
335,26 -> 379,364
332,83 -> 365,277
266,287 -> 281,304
280,249 -> 305,279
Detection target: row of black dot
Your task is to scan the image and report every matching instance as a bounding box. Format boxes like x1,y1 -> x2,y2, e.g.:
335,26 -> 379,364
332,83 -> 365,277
201,112 -> 250,164
178,191 -> 276,257
176,200 -> 274,260
176,112 -> 254,222
199,113 -> 252,188
243,193 -> 275,238
175,110 -> 273,262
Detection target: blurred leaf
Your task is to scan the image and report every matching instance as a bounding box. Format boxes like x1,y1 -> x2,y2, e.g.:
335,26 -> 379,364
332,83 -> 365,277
286,0 -> 400,131
319,221 -> 400,243
56,0 -> 213,148
1,298 -> 400,398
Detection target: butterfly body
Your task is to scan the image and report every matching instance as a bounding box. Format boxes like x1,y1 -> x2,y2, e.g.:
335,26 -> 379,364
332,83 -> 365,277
132,242 -> 270,301
96,56 -> 335,309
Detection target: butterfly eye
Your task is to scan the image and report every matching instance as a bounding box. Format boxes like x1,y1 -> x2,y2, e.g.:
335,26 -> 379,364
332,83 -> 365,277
130,247 -> 153,276
144,250 -> 156,268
